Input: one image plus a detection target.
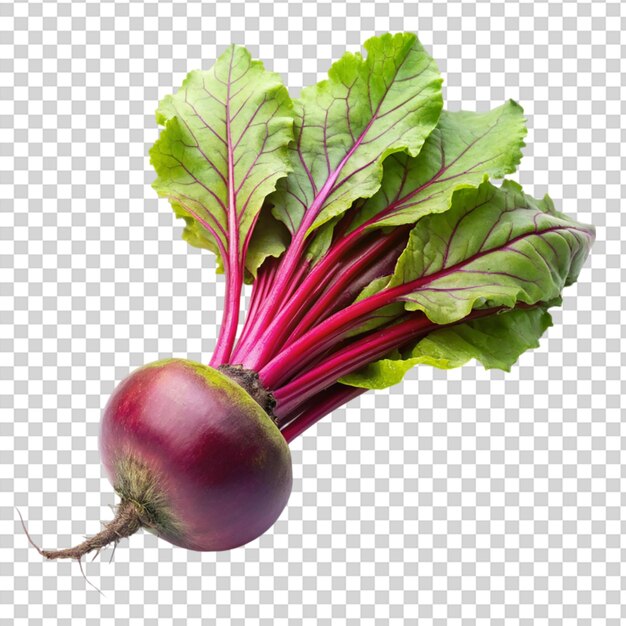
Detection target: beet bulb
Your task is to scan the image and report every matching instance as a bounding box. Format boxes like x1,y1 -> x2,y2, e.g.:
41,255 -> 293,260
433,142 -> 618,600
41,359 -> 292,558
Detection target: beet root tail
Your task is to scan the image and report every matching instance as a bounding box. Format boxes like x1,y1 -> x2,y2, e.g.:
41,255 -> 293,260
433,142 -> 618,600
40,500 -> 142,561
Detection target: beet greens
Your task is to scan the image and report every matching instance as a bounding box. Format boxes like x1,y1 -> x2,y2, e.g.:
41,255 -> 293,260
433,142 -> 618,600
151,32 -> 593,438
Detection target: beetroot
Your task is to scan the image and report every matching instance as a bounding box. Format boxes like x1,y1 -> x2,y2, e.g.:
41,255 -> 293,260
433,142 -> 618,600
35,35 -> 594,562
42,360 -> 291,557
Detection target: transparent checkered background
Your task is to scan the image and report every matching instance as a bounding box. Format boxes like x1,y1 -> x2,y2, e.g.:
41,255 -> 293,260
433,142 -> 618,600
1,0 -> 624,624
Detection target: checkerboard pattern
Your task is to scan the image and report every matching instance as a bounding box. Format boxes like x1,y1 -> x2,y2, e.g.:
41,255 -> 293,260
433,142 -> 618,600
1,0 -> 624,624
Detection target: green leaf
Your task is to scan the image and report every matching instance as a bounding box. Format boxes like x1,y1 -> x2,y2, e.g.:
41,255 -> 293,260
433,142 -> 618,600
150,45 -> 294,277
303,215 -> 342,264
354,274 -> 392,302
271,32 -> 443,238
389,179 -> 595,324
339,306 -> 554,389
170,199 -> 225,274
244,205 -> 290,283
348,100 -> 527,231
305,101 -> 526,264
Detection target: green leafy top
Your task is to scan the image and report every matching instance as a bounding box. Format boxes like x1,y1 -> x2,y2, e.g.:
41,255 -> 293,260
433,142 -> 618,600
339,179 -> 595,389
390,179 -> 594,324
148,35 -> 595,419
150,45 -> 294,279
349,100 -> 527,231
271,32 -> 444,239
339,306 -> 556,388
305,100 -> 528,263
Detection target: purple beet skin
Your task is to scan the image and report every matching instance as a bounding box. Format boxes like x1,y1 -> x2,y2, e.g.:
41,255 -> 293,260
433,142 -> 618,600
95,359 -> 292,552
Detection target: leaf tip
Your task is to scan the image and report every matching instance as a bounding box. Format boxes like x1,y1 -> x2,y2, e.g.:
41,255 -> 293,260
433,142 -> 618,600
506,98 -> 524,114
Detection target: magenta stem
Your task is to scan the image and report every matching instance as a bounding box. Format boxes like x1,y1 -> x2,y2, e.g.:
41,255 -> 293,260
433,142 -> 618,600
210,259 -> 242,366
257,276 -> 415,389
280,258 -> 311,306
236,259 -> 277,355
274,303 -> 514,419
280,384 -> 366,443
232,182 -> 336,361
209,59 -> 242,367
246,268 -> 266,323
272,205 -> 405,335
273,314 -> 435,418
238,227 -> 403,370
237,226 -> 364,366
286,228 -> 409,345
232,180 -> 408,368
